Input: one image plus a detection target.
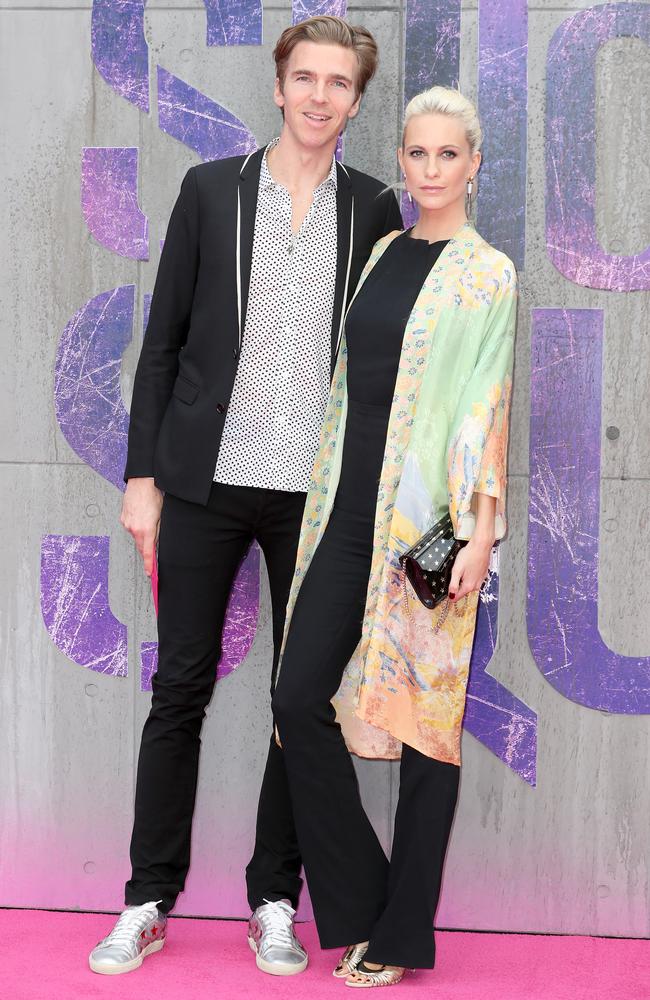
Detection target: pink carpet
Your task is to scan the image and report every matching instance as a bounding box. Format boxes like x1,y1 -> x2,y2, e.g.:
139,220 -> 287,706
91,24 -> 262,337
2,909 -> 646,1000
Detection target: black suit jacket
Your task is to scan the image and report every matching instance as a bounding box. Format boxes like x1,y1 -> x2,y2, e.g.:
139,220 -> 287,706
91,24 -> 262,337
125,145 -> 403,505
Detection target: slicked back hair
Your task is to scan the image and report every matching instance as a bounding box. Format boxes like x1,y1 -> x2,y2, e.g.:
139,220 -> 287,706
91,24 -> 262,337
403,86 -> 483,155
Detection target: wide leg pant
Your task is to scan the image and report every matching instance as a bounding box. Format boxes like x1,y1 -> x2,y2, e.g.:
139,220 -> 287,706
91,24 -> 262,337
125,483 -> 306,914
272,505 -> 460,969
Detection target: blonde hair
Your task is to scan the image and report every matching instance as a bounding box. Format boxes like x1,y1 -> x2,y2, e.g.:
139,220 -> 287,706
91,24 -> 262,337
403,86 -> 482,155
273,16 -> 378,99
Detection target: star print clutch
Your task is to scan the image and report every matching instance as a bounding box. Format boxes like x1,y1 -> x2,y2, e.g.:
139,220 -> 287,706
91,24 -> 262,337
399,512 -> 467,611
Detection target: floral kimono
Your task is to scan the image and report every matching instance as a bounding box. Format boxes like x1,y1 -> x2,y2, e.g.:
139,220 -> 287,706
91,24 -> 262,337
278,221 -> 517,766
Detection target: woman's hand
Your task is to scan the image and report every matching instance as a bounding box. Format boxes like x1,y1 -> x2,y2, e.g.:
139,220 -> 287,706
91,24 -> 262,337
449,492 -> 497,602
448,535 -> 493,602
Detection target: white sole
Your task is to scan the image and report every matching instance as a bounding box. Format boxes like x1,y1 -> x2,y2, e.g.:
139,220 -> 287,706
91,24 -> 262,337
89,938 -> 165,975
248,935 -> 308,976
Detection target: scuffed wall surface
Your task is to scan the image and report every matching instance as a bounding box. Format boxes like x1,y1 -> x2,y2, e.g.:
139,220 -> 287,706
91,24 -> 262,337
1,0 -> 649,936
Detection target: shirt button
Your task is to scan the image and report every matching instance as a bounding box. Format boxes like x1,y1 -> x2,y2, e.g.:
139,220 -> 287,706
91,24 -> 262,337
216,403 -> 225,414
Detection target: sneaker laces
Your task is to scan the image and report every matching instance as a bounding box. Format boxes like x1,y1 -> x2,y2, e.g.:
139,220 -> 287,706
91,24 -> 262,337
258,898 -> 296,948
103,901 -> 162,948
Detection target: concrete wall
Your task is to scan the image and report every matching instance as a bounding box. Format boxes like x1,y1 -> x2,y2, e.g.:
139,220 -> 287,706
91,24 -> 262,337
1,0 -> 649,937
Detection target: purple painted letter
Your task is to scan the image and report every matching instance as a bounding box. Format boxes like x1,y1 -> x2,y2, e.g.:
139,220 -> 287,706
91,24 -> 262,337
545,3 -> 650,290
402,0 -> 461,225
465,570 -> 537,786
55,286 -> 134,492
82,148 -> 149,260
91,0 -> 149,113
204,0 -> 262,46
41,535 -> 128,677
157,67 -> 256,162
528,309 -> 650,712
477,0 -> 527,269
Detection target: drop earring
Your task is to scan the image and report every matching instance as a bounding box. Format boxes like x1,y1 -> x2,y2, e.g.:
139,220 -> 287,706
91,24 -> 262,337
465,176 -> 474,215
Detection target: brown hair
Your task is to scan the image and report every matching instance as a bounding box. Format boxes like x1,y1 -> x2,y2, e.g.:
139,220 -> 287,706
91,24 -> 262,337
273,16 -> 378,99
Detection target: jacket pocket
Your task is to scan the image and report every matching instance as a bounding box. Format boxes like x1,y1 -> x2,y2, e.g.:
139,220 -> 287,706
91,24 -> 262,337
172,373 -> 199,405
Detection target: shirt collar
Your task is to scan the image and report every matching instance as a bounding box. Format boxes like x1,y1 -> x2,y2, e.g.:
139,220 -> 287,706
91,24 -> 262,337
260,138 -> 338,193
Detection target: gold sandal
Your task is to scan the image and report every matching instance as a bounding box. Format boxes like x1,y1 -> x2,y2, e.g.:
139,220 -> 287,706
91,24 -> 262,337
345,961 -> 406,988
333,942 -> 369,978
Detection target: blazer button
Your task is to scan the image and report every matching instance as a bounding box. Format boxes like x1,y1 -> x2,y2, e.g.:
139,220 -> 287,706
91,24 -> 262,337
232,347 -> 238,359
216,403 -> 225,414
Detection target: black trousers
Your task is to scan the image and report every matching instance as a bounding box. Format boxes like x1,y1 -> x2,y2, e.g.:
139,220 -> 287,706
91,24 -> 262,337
125,482 -> 306,914
272,505 -> 460,969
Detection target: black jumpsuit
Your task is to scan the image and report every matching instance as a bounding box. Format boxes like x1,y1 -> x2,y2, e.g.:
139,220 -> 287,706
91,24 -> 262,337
273,232 -> 460,969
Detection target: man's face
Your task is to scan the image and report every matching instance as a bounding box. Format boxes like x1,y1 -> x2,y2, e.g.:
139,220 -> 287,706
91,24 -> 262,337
274,41 -> 361,150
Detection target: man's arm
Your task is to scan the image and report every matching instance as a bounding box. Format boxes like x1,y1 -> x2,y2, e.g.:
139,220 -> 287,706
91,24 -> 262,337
122,167 -> 200,574
125,167 -> 200,479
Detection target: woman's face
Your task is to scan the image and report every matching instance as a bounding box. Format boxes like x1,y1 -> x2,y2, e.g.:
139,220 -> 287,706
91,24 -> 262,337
398,112 -> 481,215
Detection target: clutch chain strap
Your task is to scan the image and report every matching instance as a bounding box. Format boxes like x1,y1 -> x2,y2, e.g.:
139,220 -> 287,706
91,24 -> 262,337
400,567 -> 461,633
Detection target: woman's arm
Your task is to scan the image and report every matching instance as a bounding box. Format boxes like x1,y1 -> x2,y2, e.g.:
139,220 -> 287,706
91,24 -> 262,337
448,492 -> 496,602
446,258 -> 517,543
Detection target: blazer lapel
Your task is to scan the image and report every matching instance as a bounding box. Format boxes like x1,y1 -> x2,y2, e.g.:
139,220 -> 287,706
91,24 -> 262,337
331,162 -> 353,364
238,146 -> 265,339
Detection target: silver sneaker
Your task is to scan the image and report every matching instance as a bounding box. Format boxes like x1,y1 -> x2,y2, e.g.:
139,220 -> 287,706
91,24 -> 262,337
89,900 -> 167,975
248,898 -> 308,976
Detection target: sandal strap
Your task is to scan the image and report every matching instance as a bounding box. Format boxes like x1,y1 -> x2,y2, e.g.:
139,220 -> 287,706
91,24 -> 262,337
348,961 -> 405,987
357,962 -> 386,974
334,941 -> 369,977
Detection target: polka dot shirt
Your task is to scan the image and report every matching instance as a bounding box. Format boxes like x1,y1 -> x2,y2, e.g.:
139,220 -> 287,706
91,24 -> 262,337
214,140 -> 338,492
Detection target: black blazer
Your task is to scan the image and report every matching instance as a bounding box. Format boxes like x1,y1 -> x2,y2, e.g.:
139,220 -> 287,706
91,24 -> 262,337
125,145 -> 402,505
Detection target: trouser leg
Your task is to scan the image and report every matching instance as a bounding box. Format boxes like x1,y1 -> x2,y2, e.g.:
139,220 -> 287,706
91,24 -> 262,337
246,734 -> 302,910
272,507 -> 389,948
246,490 -> 306,911
125,486 -> 253,913
364,745 -> 460,969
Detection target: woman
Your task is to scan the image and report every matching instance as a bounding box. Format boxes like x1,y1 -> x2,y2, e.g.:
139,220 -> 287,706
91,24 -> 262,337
272,86 -> 517,987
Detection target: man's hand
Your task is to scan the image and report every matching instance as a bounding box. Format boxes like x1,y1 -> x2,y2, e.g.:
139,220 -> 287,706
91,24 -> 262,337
120,477 -> 163,576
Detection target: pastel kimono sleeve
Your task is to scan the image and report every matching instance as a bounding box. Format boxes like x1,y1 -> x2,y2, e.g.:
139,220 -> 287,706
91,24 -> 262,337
447,260 -> 517,541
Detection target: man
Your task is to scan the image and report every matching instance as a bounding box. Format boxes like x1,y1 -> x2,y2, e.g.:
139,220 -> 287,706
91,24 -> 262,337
88,15 -> 401,977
